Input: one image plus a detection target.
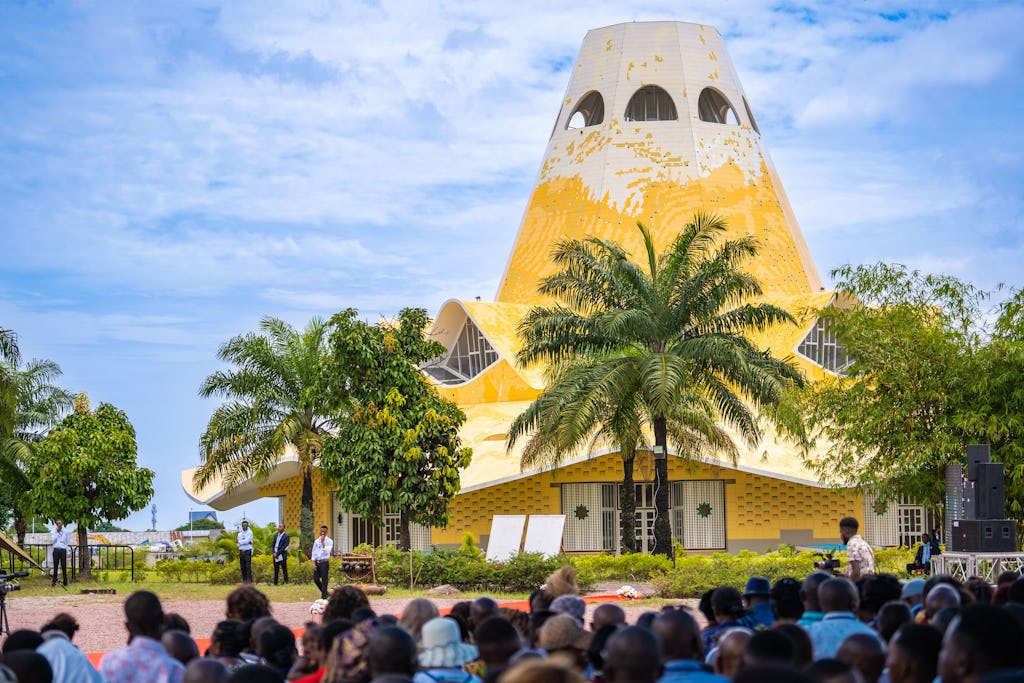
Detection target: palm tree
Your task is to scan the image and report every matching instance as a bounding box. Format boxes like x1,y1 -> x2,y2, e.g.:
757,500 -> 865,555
194,317 -> 339,553
510,355 -> 735,553
0,330 -> 74,543
511,213 -> 804,556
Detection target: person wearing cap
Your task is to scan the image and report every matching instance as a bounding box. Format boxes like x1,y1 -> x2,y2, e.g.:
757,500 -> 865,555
538,614 -> 592,674
550,595 -> 587,625
413,617 -> 481,683
741,577 -> 774,628
901,578 -> 926,616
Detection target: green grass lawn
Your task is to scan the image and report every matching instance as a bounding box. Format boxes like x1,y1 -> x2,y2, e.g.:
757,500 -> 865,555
8,574 -> 531,603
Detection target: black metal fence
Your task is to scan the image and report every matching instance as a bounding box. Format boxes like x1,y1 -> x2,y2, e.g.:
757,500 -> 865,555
1,544 -> 135,582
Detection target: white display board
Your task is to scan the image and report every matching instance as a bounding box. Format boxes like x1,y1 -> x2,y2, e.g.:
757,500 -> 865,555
485,515 -> 526,562
523,515 -> 566,558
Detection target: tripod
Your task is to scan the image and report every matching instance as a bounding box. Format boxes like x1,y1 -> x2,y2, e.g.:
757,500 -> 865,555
0,588 -> 10,636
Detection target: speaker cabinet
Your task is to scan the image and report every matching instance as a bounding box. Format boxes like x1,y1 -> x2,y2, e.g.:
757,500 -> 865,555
967,444 -> 991,481
976,463 -> 1006,519
951,519 -> 1017,552
962,480 -> 977,520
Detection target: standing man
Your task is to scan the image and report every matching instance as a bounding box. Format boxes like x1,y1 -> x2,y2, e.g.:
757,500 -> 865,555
839,517 -> 875,581
50,519 -> 69,587
272,523 -> 290,585
236,520 -> 254,584
311,525 -> 333,599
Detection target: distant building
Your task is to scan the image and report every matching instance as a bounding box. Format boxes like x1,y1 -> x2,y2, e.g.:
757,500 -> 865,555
188,511 -> 218,523
183,21 -> 928,553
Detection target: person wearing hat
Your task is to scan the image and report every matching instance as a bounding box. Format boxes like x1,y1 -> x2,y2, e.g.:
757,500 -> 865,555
742,577 -> 774,628
538,614 -> 592,674
413,617 -> 482,683
901,578 -> 926,617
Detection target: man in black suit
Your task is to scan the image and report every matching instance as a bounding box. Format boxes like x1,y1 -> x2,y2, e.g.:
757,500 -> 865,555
272,523 -> 290,585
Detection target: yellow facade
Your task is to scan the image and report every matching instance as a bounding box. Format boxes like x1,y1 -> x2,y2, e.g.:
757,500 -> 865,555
258,469 -> 335,535
433,451 -> 860,551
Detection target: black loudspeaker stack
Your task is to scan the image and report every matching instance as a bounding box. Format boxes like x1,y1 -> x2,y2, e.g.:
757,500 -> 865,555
951,444 -> 1018,552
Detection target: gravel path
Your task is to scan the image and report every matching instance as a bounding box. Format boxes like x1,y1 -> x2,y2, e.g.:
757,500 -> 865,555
5,590 -> 697,654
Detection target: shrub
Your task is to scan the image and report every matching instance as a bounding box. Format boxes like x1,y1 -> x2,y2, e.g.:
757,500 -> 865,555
651,547 -> 918,598
572,553 -> 672,585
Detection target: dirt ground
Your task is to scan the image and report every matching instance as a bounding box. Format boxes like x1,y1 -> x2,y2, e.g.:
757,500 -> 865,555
6,591 -> 697,654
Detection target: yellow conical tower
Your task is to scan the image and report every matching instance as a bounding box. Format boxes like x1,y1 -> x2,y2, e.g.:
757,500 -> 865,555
496,21 -> 822,304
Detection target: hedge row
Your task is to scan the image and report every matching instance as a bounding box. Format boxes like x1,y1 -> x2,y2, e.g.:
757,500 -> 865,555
651,547 -> 916,598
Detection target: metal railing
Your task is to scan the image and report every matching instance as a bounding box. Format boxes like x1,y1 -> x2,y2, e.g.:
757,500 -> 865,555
1,543 -> 135,582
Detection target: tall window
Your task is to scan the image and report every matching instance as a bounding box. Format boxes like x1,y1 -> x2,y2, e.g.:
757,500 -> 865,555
698,88 -> 739,125
624,85 -> 678,122
423,318 -> 500,385
796,317 -> 850,375
566,91 -> 605,129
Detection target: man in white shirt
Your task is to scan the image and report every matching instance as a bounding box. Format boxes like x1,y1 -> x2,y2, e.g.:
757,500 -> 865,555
51,519 -> 69,587
236,520 -> 254,584
311,524 -> 333,599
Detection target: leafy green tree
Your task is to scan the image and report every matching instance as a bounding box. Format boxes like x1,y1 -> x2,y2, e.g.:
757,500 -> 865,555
512,215 -> 804,556
174,518 -> 225,531
320,308 -> 472,551
794,264 -> 985,509
194,317 -> 338,554
0,329 -> 73,543
90,520 -> 130,532
28,394 -> 154,579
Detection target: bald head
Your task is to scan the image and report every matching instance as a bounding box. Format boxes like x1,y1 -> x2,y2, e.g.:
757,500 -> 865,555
604,627 -> 662,683
819,578 -> 859,613
162,630 -> 199,666
184,659 -> 229,683
652,611 -> 702,662
801,572 -> 832,614
249,616 -> 279,655
837,633 -> 885,683
367,626 -> 418,677
470,597 -> 500,629
591,603 -> 626,631
713,628 -> 752,680
924,584 -> 961,621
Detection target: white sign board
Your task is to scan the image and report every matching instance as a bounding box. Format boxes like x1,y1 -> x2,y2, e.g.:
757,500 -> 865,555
485,515 -> 526,562
523,515 -> 566,558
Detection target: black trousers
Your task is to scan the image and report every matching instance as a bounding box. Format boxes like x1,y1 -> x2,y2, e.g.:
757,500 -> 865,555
239,550 -> 253,583
274,552 -> 289,584
313,560 -> 330,599
51,548 -> 67,586
906,562 -> 930,574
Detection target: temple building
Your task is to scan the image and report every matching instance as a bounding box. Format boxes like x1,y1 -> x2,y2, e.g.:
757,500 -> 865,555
183,21 -> 927,553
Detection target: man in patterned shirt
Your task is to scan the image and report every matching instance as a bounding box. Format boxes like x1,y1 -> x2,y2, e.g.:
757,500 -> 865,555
840,516 -> 875,580
100,590 -> 185,683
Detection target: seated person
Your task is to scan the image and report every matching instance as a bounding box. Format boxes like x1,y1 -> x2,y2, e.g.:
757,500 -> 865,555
906,533 -> 940,574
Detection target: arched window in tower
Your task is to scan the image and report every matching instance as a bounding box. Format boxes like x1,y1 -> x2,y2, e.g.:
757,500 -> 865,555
796,316 -> 850,375
743,96 -> 760,134
422,318 -> 500,385
566,91 -> 605,129
698,88 -> 740,125
624,85 -> 678,122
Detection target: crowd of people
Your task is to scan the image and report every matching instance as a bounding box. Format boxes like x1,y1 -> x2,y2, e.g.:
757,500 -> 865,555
3,563 -> 1024,683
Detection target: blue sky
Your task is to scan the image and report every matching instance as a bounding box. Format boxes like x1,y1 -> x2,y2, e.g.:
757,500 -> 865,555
2,2 -> 1023,531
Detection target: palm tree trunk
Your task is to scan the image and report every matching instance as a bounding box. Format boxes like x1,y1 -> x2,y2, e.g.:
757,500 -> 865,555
652,416 -> 673,558
13,510 -> 26,546
399,510 -> 411,552
77,524 -> 90,580
620,455 -> 637,554
301,469 -> 315,557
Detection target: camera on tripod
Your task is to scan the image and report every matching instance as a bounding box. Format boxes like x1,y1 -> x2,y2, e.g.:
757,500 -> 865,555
814,552 -> 841,574
0,570 -> 29,594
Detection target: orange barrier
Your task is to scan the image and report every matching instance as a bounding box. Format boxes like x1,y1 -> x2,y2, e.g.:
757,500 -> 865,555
85,594 -> 626,668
